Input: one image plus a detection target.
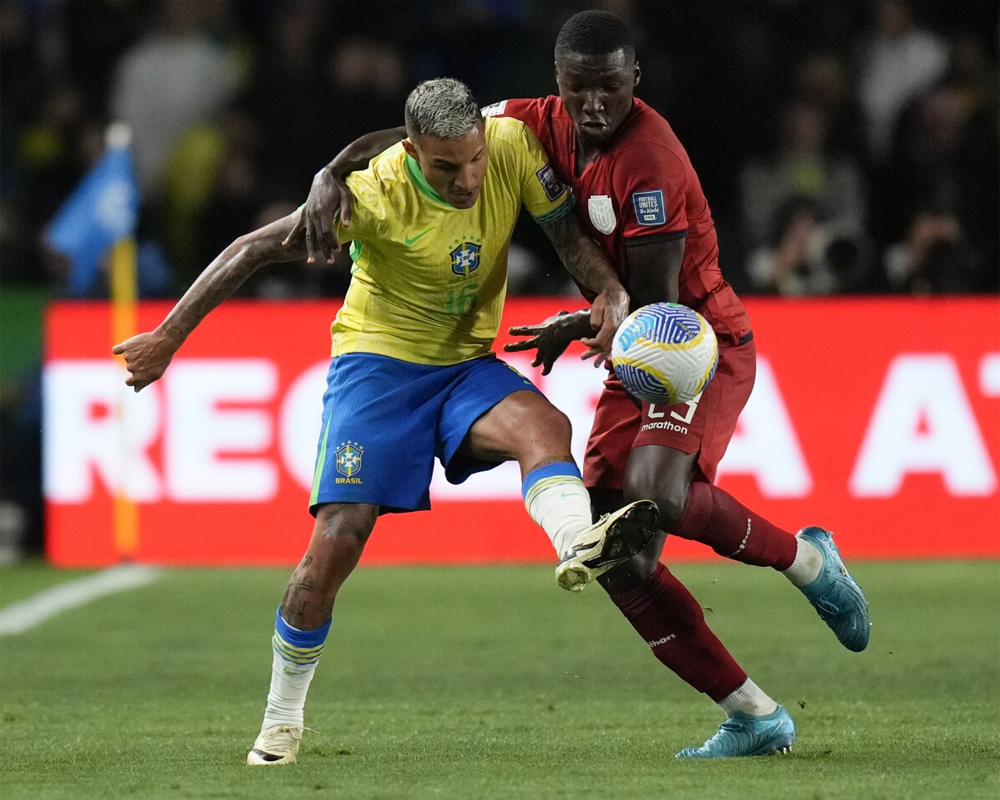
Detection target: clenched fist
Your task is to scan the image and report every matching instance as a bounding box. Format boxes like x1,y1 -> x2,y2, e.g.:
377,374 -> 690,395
112,330 -> 179,392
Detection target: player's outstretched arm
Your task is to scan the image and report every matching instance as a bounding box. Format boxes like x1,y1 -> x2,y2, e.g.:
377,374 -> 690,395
112,211 -> 307,392
504,309 -> 593,375
284,126 -> 407,265
538,211 -> 629,367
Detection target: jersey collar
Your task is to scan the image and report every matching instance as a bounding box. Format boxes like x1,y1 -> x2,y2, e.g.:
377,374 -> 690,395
405,154 -> 454,208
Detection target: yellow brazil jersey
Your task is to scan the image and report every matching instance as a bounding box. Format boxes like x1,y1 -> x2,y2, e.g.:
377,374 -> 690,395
329,115 -> 573,365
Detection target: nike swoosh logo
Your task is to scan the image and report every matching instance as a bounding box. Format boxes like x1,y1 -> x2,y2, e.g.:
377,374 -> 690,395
404,229 -> 434,246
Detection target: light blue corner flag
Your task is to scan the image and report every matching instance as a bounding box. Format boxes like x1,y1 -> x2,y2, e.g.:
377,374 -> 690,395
45,124 -> 140,297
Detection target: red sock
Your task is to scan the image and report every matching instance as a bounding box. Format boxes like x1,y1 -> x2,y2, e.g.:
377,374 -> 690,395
677,482 -> 797,570
606,563 -> 747,701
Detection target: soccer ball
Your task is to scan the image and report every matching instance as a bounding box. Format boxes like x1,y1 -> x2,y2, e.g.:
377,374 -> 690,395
611,302 -> 719,405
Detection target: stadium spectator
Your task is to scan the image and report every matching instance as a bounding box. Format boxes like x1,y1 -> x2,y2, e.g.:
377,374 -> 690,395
881,76 -> 999,277
856,0 -> 949,164
109,0 -> 243,195
792,51 -> 868,165
245,3 -> 396,201
670,9 -> 785,282
746,195 -> 873,296
882,203 -> 989,294
296,9 -> 873,759
112,77 -> 661,766
740,98 -> 868,257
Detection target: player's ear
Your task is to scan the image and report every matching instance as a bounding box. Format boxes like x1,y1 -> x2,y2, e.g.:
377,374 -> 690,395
634,61 -> 641,88
401,138 -> 418,159
554,54 -> 569,86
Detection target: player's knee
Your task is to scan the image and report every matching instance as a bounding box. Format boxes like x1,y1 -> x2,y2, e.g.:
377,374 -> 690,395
312,504 -> 377,557
655,492 -> 688,532
511,401 -> 572,454
623,472 -> 688,531
533,403 -> 572,443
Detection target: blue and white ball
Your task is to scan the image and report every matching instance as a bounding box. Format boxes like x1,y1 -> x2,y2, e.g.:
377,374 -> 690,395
611,303 -> 719,405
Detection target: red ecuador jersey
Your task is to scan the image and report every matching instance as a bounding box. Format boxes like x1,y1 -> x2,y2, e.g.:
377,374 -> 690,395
487,96 -> 751,344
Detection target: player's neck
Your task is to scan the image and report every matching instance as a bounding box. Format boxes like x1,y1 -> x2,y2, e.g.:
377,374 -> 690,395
575,141 -> 601,176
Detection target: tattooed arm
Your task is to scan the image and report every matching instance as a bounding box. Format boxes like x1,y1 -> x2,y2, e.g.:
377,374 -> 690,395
536,210 -> 629,367
112,211 -> 306,392
284,126 -> 407,264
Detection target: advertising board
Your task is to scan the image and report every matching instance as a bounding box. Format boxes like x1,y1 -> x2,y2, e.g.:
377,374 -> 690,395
44,298 -> 1000,566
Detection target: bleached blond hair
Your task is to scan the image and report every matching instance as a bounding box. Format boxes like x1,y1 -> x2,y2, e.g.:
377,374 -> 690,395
404,78 -> 481,140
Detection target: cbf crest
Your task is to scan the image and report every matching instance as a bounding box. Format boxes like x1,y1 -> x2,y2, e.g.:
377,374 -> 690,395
450,242 -> 481,277
335,440 -> 364,483
588,195 -> 617,235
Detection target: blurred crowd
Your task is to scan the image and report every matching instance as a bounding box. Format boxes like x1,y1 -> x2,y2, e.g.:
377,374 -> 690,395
0,0 -> 997,561
1,0 -> 997,299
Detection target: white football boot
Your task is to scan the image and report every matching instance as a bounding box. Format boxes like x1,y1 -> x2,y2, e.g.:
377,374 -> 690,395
555,500 -> 660,592
247,725 -> 302,765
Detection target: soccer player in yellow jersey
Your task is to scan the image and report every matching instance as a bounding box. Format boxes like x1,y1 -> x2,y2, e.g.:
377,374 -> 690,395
113,78 -> 659,766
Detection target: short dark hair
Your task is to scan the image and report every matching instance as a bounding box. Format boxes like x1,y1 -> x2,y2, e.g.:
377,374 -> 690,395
554,10 -> 635,61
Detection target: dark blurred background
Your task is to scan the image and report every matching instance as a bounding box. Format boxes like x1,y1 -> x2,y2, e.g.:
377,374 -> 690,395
1,0 -> 998,558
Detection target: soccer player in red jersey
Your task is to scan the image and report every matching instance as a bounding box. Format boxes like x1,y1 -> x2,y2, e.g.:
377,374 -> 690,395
289,10 -> 870,759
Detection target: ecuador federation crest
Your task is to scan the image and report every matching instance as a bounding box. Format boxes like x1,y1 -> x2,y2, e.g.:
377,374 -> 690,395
588,195 -> 617,235
450,242 -> 481,277
335,441 -> 364,478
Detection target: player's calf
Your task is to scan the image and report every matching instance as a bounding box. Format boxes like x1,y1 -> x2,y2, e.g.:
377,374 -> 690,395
556,500 -> 659,592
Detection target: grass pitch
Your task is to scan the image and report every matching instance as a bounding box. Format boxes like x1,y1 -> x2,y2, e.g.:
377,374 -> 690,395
1,559 -> 997,800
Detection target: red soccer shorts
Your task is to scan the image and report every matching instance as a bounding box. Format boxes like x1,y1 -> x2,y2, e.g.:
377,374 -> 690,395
584,336 -> 756,487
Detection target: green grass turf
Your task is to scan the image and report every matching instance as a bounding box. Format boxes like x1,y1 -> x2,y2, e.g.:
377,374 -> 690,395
1,560 -> 997,799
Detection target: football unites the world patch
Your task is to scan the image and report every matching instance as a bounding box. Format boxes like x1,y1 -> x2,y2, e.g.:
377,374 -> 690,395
536,164 -> 566,202
632,189 -> 666,226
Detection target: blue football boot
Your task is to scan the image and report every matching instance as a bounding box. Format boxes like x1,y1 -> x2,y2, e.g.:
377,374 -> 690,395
797,526 -> 871,652
675,706 -> 796,758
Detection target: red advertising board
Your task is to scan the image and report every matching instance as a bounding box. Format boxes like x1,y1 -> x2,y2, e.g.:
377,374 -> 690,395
44,297 -> 1000,566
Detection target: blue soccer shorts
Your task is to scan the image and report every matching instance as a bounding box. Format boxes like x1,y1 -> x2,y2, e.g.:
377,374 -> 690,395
308,352 -> 541,515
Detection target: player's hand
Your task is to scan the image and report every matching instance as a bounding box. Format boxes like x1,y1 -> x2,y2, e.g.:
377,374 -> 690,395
282,167 -> 353,265
504,311 -> 580,376
582,286 -> 629,369
112,330 -> 178,392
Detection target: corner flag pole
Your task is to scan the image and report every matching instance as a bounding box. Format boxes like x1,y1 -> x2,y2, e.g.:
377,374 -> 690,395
107,123 -> 140,560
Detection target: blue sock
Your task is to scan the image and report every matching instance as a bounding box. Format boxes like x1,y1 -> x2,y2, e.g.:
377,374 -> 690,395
262,608 -> 331,729
272,608 -> 331,663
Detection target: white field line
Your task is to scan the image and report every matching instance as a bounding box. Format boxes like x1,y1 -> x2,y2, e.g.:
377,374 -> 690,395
0,565 -> 160,636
